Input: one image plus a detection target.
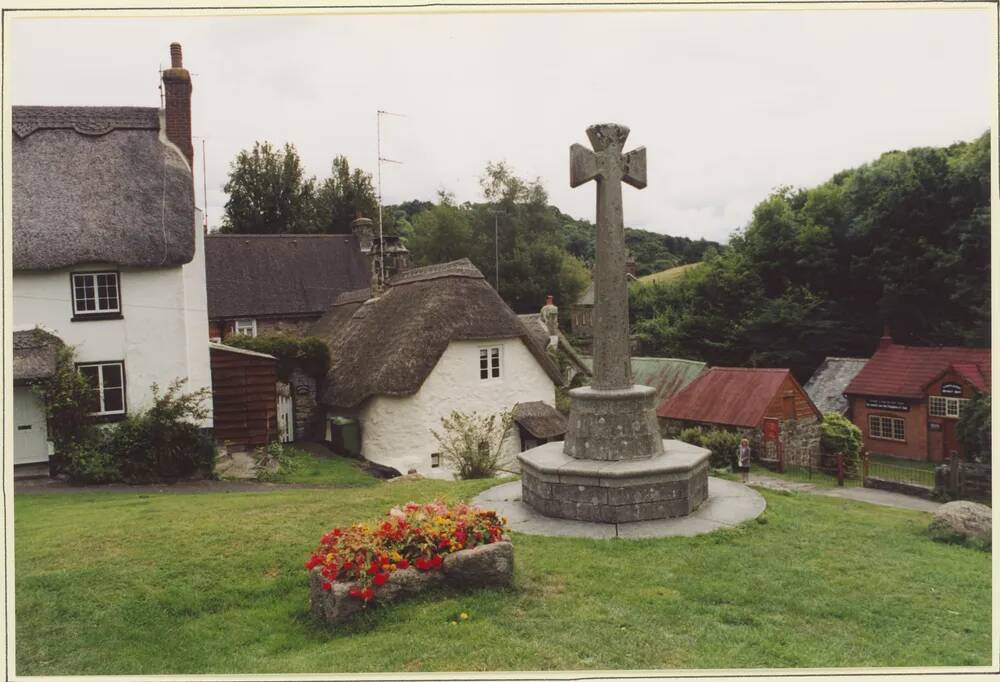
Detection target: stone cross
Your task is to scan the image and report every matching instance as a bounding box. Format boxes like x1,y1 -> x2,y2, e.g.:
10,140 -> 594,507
570,123 -> 646,390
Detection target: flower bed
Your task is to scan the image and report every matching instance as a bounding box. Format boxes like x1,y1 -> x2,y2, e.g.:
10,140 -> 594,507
307,501 -> 514,625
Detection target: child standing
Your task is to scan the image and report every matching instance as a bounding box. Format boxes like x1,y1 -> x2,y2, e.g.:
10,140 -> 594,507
737,438 -> 752,483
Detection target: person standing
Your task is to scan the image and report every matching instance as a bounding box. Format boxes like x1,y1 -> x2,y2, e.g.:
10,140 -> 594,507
737,438 -> 752,483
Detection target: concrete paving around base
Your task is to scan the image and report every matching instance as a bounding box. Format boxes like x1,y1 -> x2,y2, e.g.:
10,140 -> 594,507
473,477 -> 766,539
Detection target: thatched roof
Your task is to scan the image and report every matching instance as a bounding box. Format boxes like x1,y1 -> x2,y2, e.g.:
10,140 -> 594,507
803,357 -> 869,414
13,106 -> 195,270
315,259 -> 563,408
514,401 -> 567,440
13,328 -> 64,382
205,234 -> 371,319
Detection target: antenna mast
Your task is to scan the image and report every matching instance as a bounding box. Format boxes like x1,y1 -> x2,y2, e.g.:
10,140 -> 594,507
376,109 -> 405,289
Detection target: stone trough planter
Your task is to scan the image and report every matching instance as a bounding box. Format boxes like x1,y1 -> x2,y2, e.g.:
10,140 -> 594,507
309,541 -> 514,625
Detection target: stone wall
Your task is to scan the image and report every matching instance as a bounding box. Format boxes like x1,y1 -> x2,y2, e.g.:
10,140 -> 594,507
288,367 -> 319,441
659,417 -> 820,468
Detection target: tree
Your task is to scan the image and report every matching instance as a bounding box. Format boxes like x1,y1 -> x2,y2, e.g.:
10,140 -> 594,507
220,142 -> 317,234
406,194 -> 475,266
313,156 -> 379,234
957,394 -> 991,463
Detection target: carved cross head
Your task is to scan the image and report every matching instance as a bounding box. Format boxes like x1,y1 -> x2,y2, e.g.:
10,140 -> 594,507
570,123 -> 647,189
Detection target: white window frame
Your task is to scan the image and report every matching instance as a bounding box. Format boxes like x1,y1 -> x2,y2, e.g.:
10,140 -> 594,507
234,319 -> 257,337
929,396 -> 969,419
479,345 -> 502,381
78,361 -> 126,416
868,414 -> 905,442
72,272 -> 121,316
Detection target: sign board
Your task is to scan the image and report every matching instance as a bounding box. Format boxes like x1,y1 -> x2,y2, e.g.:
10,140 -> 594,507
941,382 -> 963,396
865,398 -> 910,412
929,422 -> 942,431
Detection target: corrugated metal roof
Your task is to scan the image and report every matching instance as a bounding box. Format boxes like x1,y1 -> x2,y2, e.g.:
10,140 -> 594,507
803,357 -> 869,414
580,357 -> 706,404
844,344 -> 991,399
656,367 -> 793,428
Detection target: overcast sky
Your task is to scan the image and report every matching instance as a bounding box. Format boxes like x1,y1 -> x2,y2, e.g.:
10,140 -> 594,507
9,7 -> 994,243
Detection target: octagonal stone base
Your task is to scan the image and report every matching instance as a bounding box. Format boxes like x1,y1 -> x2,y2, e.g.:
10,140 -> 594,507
517,440 -> 710,523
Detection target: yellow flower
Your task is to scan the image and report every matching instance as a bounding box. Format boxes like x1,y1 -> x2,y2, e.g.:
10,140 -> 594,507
460,612 -> 469,620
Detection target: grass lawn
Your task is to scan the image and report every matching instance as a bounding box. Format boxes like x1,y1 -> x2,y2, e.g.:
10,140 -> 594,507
261,447 -> 377,487
14,478 -> 991,675
637,262 -> 702,285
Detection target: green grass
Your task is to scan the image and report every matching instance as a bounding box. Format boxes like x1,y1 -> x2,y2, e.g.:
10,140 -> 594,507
261,447 -> 377,486
753,464 -> 863,488
14,478 -> 991,675
638,262 -> 701,285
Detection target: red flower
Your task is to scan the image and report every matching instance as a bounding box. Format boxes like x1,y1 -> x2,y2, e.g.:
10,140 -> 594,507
349,587 -> 362,598
361,587 -> 375,601
396,559 -> 409,570
367,561 -> 379,575
430,555 -> 443,569
415,557 -> 430,570
322,582 -> 332,592
373,572 -> 388,586
305,555 -> 322,570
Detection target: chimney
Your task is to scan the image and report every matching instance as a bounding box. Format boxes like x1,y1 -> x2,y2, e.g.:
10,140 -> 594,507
351,213 -> 375,253
161,42 -> 193,168
878,323 -> 893,351
625,251 -> 637,277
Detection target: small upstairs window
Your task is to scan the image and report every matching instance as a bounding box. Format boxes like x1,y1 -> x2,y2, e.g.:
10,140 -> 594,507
234,319 -> 257,337
72,272 -> 121,319
479,346 -> 501,380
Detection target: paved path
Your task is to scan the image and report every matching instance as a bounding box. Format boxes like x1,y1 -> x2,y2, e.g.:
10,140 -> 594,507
748,473 -> 941,513
473,477 -> 766,539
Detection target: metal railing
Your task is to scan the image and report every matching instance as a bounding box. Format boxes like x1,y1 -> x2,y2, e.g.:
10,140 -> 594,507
864,458 -> 935,489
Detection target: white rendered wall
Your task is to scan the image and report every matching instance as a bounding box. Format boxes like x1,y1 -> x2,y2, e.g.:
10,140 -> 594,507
356,338 -> 556,478
13,235 -> 213,426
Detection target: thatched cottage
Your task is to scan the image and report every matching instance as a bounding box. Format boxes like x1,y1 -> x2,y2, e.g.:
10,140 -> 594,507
310,259 -> 564,478
11,44 -> 212,468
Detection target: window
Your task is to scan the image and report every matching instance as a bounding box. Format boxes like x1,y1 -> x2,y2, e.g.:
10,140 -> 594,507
929,396 -> 969,419
430,452 -> 441,468
234,319 -> 257,337
72,272 -> 120,317
868,414 -> 905,442
479,346 -> 501,380
78,362 -> 126,416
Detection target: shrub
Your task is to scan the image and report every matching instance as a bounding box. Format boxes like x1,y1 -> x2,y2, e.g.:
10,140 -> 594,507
431,409 -> 514,479
678,427 -> 740,468
820,412 -> 863,470
305,501 -> 508,601
106,380 -> 215,483
35,345 -> 97,453
225,333 -> 330,379
60,437 -> 121,484
957,394 -> 990,463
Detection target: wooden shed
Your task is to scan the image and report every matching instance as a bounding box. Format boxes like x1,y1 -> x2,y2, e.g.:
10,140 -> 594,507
209,342 -> 279,449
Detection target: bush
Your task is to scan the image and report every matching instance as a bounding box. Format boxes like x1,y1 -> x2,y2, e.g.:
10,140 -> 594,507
431,409 -> 514,479
225,333 -> 330,379
106,380 -> 215,483
60,437 -> 121,484
678,427 -> 741,468
35,345 -> 97,455
957,394 -> 990,463
820,412 -> 863,470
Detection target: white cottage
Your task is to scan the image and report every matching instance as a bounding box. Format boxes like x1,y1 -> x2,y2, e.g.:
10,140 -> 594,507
311,259 -> 565,478
11,43 -> 212,469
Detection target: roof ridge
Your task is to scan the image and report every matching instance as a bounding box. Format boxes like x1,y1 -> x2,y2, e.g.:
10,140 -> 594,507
206,233 -> 358,239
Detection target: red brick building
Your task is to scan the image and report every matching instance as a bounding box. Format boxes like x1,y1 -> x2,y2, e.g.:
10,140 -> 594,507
843,335 -> 990,462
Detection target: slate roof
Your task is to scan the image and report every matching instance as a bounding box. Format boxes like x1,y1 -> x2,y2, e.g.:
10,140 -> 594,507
513,401 -> 568,440
844,344 -> 991,399
204,234 -> 371,319
13,328 -> 65,382
803,357 -> 869,415
656,367 -> 804,428
313,259 -> 563,408
13,106 -> 195,270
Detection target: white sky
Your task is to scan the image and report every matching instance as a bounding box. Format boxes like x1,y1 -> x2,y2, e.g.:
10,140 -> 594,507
8,7 -> 994,243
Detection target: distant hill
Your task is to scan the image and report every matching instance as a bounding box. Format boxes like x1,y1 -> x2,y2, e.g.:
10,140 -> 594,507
637,262 -> 703,285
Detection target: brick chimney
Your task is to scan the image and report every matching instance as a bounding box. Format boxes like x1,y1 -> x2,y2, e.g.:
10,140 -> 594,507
878,323 -> 894,351
161,42 -> 193,168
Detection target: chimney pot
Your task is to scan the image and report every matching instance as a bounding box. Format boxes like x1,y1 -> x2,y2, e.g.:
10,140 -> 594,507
170,43 -> 183,68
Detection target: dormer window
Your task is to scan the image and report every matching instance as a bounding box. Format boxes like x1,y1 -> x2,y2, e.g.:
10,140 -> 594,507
72,272 -> 121,320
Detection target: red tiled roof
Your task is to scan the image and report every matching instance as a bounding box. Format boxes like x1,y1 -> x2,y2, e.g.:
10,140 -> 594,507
656,367 -> 792,428
844,344 -> 991,400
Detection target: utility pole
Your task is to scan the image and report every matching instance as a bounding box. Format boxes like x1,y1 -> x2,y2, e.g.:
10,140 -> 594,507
492,210 -> 501,291
377,110 -> 405,289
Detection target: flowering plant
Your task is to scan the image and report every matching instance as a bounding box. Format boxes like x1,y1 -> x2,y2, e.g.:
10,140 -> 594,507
305,501 -> 508,601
